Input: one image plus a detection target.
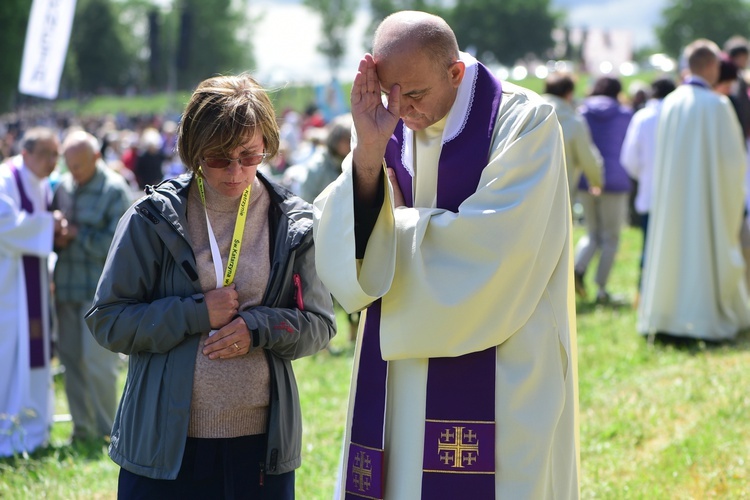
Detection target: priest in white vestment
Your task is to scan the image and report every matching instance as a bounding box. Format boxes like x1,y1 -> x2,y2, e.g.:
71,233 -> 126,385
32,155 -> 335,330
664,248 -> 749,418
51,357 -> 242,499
638,39 -> 750,341
313,11 -> 579,500
0,128 -> 63,456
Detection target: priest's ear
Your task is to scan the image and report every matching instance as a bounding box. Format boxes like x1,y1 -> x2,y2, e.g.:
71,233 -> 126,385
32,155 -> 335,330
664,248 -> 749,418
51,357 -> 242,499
448,60 -> 466,89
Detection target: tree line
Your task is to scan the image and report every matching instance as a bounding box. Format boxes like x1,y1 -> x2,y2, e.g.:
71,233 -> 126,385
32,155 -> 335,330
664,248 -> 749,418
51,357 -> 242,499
2,0 -> 750,113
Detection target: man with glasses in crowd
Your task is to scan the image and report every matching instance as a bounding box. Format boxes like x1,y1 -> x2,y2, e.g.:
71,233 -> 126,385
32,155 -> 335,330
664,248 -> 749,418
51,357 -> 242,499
0,127 -> 69,456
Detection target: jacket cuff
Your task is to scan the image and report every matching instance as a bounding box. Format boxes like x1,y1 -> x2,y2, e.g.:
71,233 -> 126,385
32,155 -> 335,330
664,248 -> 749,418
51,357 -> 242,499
191,293 -> 212,334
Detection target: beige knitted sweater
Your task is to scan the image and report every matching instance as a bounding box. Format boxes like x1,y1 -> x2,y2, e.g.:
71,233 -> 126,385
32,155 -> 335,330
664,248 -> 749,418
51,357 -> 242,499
186,176 -> 271,438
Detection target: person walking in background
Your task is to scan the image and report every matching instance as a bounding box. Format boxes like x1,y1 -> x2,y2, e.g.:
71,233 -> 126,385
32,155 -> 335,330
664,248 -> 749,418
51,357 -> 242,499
620,77 -> 677,304
51,130 -> 132,443
638,39 -> 750,342
133,127 -> 165,190
314,11 -> 578,499
542,72 -> 603,213
282,113 -> 353,203
718,42 -> 750,292
0,127 -> 68,457
574,76 -> 633,303
85,74 -> 336,498
723,36 -> 750,140
283,113 -> 360,342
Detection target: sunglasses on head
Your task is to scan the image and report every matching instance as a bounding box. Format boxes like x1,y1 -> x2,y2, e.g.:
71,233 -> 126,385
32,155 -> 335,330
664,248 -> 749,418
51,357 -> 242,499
201,152 -> 269,169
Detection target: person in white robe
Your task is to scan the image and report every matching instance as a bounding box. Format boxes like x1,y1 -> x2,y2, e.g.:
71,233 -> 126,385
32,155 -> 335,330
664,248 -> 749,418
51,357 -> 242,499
619,77 -> 677,299
0,127 -> 65,457
638,39 -> 750,341
313,11 -> 579,499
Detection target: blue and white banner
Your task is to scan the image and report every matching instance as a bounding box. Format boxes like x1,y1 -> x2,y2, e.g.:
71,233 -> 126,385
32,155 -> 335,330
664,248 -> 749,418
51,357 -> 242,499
18,0 -> 77,100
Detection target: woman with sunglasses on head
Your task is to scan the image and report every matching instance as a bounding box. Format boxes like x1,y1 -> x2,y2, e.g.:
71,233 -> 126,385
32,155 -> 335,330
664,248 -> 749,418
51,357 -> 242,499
85,74 -> 336,499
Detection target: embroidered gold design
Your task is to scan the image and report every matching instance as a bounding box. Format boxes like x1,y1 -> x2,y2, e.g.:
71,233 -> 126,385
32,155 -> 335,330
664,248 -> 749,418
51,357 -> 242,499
352,450 -> 373,492
437,426 -> 479,468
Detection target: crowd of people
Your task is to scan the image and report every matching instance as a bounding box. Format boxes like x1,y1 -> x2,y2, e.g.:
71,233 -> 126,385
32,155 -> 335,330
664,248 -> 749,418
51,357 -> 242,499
544,35 -> 750,345
2,9 -> 750,498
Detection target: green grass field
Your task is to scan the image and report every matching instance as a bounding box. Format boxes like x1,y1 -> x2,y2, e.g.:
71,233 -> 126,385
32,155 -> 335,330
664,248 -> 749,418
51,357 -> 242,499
2,225 -> 749,498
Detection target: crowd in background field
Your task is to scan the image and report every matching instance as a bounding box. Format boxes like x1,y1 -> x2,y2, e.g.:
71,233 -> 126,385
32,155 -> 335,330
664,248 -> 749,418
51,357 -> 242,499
0,101 -> 349,199
3,33 -> 750,461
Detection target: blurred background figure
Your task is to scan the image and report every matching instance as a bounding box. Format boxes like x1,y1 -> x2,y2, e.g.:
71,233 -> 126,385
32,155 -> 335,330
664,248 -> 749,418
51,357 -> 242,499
542,72 -> 603,216
574,76 -> 633,303
720,38 -> 750,291
638,39 -> 750,343
283,113 -> 352,203
627,80 -> 650,112
51,130 -> 132,443
625,80 -> 651,227
620,76 -> 677,305
714,58 -> 740,96
723,36 -> 750,139
0,127 -> 65,457
282,113 -> 359,342
134,127 -> 165,190
278,109 -> 303,170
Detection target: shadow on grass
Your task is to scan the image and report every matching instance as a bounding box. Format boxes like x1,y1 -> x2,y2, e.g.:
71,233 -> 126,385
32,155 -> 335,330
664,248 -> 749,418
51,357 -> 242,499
643,328 -> 750,355
0,436 -> 109,467
575,296 -> 633,315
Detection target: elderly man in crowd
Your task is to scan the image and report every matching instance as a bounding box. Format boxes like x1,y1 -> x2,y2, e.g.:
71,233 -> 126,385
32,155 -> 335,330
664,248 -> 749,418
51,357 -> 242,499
52,130 -> 132,442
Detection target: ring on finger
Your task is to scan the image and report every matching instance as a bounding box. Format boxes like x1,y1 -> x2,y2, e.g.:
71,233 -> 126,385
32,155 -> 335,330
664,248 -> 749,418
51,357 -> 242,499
233,342 -> 240,351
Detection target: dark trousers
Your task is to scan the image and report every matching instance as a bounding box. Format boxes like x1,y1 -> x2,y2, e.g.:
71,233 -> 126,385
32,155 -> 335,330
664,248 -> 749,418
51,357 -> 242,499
638,212 -> 650,289
118,434 -> 294,499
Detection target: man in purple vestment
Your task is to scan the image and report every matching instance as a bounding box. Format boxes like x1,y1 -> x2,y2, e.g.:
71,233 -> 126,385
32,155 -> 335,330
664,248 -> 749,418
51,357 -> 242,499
314,10 -> 579,500
0,127 -> 69,456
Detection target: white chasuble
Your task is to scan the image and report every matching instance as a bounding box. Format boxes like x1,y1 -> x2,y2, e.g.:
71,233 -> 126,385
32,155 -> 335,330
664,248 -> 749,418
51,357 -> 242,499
638,83 -> 750,340
0,157 -> 55,457
314,74 -> 580,499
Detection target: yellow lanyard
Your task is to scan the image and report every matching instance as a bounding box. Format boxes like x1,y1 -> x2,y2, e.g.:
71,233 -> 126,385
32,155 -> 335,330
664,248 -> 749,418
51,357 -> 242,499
196,173 -> 251,286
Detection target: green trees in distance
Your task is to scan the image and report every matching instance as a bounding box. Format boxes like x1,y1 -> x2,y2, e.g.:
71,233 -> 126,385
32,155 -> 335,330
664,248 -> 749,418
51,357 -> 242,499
450,0 -> 557,67
657,0 -> 750,59
63,0 -> 136,94
363,0 -> 556,67
173,0 -> 253,91
0,0 -> 31,112
7,0 -> 750,116
303,0 -> 357,77
0,0 -> 251,112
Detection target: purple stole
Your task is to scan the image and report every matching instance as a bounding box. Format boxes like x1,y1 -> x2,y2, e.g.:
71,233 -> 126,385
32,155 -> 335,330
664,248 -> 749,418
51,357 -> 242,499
11,166 -> 46,368
345,62 -> 503,499
684,76 -> 710,89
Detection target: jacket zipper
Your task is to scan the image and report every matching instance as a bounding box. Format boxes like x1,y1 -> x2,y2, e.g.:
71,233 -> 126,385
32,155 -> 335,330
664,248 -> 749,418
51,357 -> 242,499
293,273 -> 304,310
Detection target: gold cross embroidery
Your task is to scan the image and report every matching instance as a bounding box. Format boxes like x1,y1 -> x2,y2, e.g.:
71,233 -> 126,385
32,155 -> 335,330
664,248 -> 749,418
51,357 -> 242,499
352,451 -> 373,492
437,426 -> 480,469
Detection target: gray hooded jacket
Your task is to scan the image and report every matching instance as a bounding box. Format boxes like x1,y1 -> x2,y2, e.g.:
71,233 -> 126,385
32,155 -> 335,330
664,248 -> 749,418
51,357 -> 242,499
85,173 -> 336,480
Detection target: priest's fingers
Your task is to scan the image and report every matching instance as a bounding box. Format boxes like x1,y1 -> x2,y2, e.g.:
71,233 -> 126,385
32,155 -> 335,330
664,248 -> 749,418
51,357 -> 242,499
364,53 -> 380,97
384,82 -> 400,121
351,57 -> 368,108
386,168 -> 405,207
